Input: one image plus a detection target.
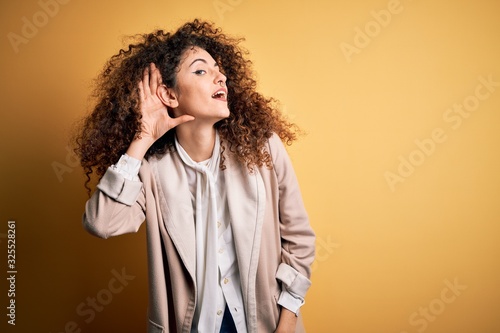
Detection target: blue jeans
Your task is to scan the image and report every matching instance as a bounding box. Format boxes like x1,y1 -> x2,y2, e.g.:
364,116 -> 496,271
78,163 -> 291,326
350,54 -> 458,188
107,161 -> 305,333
220,305 -> 237,333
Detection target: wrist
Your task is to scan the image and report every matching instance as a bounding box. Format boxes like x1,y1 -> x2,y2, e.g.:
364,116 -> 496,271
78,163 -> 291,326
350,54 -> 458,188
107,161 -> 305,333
275,308 -> 297,332
126,135 -> 155,160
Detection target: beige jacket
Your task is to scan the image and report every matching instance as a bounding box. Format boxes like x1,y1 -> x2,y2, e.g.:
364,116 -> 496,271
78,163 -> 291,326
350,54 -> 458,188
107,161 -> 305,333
83,134 -> 315,333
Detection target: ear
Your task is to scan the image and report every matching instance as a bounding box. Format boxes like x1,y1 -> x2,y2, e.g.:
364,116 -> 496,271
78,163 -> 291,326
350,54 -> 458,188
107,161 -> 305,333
157,85 -> 179,108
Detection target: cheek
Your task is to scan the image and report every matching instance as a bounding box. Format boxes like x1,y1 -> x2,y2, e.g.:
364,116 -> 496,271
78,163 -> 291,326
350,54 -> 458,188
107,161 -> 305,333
177,89 -> 206,111
179,84 -> 200,99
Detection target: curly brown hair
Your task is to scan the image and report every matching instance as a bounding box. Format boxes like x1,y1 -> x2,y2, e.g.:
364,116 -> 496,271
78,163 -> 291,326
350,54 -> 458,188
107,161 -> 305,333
73,19 -> 299,192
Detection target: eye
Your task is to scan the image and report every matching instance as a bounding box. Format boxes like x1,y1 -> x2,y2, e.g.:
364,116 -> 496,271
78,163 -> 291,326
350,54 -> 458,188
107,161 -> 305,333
193,69 -> 206,75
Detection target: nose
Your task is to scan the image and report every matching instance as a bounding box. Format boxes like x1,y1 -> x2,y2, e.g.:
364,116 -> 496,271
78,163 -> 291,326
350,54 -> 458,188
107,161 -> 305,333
214,71 -> 227,86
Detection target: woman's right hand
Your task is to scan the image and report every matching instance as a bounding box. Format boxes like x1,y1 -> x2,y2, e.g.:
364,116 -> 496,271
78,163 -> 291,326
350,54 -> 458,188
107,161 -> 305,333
138,63 -> 194,141
126,63 -> 194,160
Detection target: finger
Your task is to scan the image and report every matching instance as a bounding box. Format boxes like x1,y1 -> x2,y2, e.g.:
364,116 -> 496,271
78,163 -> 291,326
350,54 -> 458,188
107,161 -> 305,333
170,115 -> 195,128
138,77 -> 144,100
149,63 -> 161,93
142,65 -> 151,96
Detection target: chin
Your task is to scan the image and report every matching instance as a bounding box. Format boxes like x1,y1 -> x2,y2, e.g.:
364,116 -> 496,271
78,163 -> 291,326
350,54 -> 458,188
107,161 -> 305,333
217,108 -> 230,119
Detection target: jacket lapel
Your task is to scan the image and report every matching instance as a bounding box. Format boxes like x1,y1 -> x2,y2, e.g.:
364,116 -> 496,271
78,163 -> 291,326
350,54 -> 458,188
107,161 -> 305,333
224,157 -> 266,325
152,152 -> 196,281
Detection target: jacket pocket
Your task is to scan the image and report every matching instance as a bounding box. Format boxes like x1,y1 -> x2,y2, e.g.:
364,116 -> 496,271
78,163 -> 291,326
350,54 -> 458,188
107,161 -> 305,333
272,282 -> 282,303
148,319 -> 164,333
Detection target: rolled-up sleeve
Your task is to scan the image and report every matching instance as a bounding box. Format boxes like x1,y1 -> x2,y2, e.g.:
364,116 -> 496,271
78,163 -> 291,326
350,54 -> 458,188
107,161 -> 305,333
83,158 -> 147,239
276,263 -> 312,314
97,166 -> 143,206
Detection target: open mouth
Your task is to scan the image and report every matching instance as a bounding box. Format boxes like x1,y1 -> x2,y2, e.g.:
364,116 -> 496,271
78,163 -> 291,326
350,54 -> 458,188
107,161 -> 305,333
212,89 -> 227,101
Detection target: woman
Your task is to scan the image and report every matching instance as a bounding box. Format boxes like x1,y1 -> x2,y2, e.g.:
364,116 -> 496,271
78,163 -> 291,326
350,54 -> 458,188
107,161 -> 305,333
74,19 -> 315,333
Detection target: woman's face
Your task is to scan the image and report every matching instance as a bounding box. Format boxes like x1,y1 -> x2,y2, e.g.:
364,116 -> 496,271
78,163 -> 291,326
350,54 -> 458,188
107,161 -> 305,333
171,46 -> 229,123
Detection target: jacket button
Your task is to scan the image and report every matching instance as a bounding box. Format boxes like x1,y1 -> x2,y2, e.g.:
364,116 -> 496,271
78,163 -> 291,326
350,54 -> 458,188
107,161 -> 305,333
217,310 -> 223,316
223,278 -> 229,284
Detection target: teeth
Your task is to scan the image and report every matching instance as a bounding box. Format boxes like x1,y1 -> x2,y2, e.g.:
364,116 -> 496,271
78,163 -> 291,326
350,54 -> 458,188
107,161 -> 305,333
212,91 -> 226,98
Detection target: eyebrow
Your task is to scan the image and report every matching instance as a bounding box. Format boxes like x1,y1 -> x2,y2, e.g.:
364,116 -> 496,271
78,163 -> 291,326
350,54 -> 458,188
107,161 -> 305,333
189,58 -> 218,67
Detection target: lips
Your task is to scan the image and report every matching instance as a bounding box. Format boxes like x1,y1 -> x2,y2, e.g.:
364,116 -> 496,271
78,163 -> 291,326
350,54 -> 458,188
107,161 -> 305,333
211,88 -> 228,101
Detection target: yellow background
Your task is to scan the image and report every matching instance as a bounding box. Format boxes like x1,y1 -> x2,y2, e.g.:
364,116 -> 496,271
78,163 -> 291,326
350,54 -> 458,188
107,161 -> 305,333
1,0 -> 499,332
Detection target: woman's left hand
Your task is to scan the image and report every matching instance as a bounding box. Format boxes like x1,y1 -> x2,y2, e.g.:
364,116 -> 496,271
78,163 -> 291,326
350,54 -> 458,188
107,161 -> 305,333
274,308 -> 297,333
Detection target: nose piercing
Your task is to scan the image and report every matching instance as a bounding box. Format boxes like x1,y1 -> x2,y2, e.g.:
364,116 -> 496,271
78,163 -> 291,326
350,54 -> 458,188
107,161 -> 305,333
218,79 -> 224,86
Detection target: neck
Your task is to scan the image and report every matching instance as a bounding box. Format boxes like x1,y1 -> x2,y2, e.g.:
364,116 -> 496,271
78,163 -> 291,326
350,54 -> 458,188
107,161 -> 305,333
176,123 -> 217,162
